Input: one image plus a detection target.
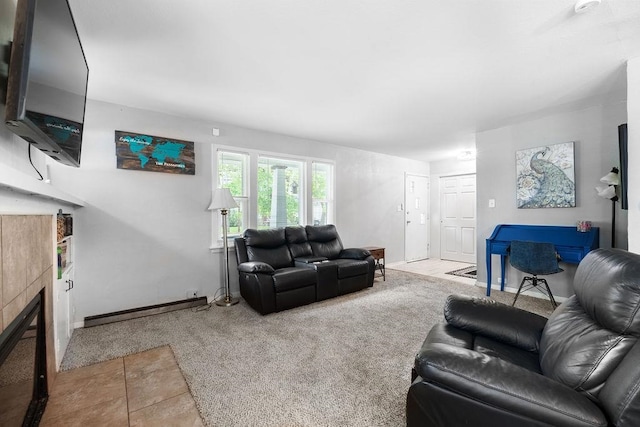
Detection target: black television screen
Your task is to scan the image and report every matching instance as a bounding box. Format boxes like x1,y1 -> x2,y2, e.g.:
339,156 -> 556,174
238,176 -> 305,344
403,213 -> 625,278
4,0 -> 88,167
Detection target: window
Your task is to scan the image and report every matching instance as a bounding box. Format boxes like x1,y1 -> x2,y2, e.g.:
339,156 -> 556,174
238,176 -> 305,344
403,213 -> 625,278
217,151 -> 249,238
213,148 -> 334,245
257,156 -> 303,228
312,162 -> 334,226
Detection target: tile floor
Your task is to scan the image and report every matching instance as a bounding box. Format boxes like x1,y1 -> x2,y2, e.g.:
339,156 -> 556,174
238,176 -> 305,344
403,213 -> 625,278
40,346 -> 203,427
387,258 -> 477,286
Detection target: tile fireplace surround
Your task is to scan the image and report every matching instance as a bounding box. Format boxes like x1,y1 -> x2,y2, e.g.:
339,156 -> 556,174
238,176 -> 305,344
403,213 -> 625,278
0,215 -> 58,405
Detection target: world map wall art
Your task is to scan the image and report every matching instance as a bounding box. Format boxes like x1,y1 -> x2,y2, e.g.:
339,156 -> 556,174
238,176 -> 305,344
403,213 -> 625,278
515,141 -> 575,209
115,130 -> 195,175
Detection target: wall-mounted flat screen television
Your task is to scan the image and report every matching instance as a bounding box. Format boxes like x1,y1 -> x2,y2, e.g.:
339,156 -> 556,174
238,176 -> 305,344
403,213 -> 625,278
4,0 -> 88,167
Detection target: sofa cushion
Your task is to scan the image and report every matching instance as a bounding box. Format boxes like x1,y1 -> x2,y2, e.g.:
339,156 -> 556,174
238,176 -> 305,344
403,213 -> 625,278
272,267 -> 317,293
244,228 -> 293,270
285,226 -> 313,258
540,249 -> 640,398
331,258 -> 369,279
540,296 -> 637,397
573,249 -> 640,335
306,224 -> 343,259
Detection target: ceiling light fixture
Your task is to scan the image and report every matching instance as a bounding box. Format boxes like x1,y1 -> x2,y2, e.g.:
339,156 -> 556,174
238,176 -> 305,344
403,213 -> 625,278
575,0 -> 601,14
457,149 -> 476,161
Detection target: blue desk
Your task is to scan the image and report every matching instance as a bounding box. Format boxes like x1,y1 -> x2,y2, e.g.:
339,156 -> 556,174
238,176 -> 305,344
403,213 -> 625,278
485,224 -> 599,296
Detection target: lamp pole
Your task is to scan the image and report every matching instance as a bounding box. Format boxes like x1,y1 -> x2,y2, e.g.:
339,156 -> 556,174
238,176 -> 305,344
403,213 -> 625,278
598,167 -> 620,249
216,207 -> 238,306
208,187 -> 239,307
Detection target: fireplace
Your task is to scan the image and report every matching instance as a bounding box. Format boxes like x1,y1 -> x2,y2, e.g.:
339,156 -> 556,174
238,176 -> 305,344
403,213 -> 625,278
0,289 -> 48,426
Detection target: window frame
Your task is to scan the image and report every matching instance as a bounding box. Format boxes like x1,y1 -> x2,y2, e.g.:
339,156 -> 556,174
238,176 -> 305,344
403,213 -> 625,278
212,145 -> 335,248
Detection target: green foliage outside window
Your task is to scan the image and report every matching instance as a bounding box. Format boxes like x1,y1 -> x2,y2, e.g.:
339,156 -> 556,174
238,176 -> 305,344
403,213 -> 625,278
257,161 -> 301,227
218,151 -> 333,232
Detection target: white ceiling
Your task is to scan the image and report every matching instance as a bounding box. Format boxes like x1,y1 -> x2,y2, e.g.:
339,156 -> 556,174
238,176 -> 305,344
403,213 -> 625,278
68,0 -> 640,161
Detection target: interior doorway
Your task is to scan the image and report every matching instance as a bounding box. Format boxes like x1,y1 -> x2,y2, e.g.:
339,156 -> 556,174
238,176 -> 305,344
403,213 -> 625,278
405,174 -> 429,262
440,174 -> 476,263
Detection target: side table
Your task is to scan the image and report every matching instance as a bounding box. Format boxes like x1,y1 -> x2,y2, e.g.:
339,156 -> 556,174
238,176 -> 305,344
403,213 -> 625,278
363,246 -> 385,281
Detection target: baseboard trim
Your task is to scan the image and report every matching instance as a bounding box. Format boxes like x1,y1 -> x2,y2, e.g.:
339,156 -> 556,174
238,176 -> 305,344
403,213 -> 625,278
84,297 -> 208,328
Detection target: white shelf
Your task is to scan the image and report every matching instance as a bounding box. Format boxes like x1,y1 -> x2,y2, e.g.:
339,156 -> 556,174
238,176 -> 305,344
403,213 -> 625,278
0,167 -> 85,207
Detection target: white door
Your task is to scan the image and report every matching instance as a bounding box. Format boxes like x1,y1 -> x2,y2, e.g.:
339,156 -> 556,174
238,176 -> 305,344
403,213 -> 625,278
440,174 -> 476,263
54,266 -> 73,367
405,174 -> 429,262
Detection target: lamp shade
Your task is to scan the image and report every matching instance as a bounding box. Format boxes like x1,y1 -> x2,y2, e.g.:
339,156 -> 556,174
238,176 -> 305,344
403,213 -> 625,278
207,188 -> 239,211
600,168 -> 620,186
596,185 -> 617,200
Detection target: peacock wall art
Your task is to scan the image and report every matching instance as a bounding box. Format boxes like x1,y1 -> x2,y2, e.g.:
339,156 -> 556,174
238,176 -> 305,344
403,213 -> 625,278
516,142 -> 576,209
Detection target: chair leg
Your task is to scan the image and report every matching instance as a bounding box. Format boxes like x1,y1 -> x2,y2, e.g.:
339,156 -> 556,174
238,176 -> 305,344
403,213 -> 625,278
539,278 -> 558,308
512,277 -> 528,306
513,276 -> 558,309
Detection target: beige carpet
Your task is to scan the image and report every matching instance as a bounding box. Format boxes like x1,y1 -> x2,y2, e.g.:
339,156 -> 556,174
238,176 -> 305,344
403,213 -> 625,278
61,270 -> 553,426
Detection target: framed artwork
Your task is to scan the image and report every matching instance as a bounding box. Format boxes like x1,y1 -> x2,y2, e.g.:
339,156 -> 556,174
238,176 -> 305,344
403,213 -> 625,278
516,142 -> 575,208
115,130 -> 195,175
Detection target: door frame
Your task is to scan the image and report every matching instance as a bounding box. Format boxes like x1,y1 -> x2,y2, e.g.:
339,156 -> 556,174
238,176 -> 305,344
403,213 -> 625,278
404,173 -> 430,262
438,173 -> 477,263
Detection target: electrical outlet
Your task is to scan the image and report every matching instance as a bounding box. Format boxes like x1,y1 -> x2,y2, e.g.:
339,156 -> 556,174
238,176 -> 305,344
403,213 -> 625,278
186,289 -> 198,299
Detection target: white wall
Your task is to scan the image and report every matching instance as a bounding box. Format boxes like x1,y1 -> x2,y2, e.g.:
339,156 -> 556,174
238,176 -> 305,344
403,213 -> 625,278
44,100 -> 428,321
476,102 -> 628,298
429,157 -> 476,259
628,57 -> 640,253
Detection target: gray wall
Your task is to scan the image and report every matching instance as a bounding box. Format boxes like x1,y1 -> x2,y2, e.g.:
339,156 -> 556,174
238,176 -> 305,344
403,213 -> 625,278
476,102 -> 628,298
45,100 -> 428,322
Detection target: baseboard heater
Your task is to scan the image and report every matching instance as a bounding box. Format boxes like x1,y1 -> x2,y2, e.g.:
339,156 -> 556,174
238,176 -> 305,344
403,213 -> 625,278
84,297 -> 208,328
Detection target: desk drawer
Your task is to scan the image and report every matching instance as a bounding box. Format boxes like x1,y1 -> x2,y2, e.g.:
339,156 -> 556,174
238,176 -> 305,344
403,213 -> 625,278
557,249 -> 584,264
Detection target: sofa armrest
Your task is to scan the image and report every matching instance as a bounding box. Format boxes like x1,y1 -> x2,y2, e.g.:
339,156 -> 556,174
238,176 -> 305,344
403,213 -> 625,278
238,261 -> 275,275
414,344 -> 607,427
339,248 -> 371,260
444,294 -> 547,352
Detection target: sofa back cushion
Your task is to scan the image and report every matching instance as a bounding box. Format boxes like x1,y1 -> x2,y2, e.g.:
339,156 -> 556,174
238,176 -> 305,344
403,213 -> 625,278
285,226 -> 313,258
306,225 -> 343,259
540,249 -> 640,399
243,228 -> 293,269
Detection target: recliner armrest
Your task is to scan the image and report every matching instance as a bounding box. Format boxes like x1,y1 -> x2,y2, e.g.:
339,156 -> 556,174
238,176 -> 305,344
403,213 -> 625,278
339,248 -> 371,260
414,344 -> 607,427
444,294 -> 547,352
238,261 -> 275,274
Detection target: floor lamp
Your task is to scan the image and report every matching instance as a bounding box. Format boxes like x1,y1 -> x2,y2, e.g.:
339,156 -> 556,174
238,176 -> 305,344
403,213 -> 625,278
596,167 -> 619,248
208,188 -> 239,306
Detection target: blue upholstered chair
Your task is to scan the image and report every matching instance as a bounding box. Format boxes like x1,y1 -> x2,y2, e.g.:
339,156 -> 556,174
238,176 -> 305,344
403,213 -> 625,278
509,240 -> 563,308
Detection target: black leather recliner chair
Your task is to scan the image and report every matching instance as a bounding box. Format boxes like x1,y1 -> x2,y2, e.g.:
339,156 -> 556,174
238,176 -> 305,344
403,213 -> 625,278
407,248 -> 640,427
235,225 -> 374,315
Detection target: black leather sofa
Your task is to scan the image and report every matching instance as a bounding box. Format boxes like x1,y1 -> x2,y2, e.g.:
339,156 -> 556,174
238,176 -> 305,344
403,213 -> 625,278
234,224 -> 375,314
407,248 -> 640,427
